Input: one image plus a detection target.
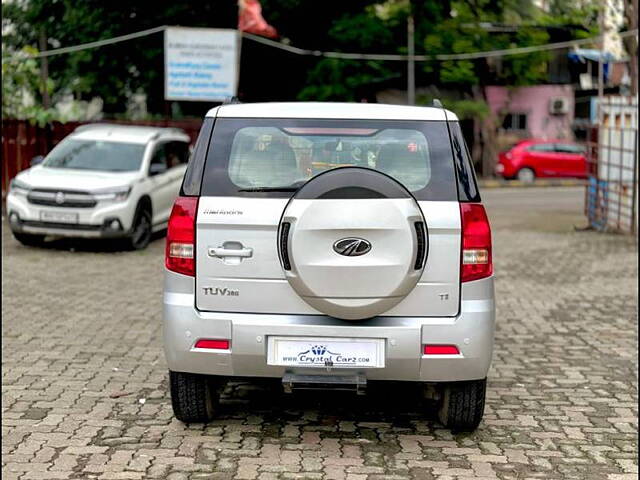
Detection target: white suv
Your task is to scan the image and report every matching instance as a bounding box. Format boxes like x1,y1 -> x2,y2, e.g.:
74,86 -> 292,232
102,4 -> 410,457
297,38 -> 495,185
163,103 -> 494,431
6,124 -> 191,249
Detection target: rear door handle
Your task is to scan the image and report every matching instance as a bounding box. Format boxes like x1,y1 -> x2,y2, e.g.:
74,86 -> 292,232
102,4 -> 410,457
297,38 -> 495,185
208,246 -> 253,258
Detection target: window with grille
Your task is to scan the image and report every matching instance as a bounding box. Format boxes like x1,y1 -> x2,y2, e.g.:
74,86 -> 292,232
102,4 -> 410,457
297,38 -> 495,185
502,113 -> 528,131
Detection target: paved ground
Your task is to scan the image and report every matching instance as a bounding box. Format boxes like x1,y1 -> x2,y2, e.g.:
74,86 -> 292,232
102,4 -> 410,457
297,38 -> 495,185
2,187 -> 637,480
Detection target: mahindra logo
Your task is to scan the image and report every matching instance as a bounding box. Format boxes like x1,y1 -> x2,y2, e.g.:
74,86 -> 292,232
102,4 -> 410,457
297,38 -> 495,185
333,237 -> 372,257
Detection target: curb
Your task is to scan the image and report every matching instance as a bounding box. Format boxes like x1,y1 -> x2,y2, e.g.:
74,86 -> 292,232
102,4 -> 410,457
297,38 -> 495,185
478,179 -> 587,189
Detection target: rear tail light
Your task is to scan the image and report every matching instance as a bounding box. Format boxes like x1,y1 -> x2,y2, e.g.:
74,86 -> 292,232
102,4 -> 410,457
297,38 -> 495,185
194,339 -> 230,350
460,203 -> 492,282
166,196 -> 198,276
424,345 -> 460,355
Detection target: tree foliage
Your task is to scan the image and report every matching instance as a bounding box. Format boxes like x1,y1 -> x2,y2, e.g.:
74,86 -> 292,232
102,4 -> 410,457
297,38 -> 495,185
299,0 -> 451,100
423,1 -> 553,88
298,8 -> 402,101
2,46 -> 57,125
2,0 -> 601,116
300,0 -> 599,100
3,0 -> 233,115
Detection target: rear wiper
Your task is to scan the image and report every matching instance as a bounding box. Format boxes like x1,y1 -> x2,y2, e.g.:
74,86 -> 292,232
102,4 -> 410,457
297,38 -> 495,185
238,180 -> 307,192
238,186 -> 299,192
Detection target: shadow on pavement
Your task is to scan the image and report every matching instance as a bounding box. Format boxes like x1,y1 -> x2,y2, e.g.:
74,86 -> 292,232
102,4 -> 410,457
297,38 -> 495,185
10,229 -> 166,253
218,379 -> 440,425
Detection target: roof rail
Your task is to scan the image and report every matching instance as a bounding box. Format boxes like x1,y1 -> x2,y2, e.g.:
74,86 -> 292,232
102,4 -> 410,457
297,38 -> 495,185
73,122 -> 119,133
150,127 -> 188,140
74,123 -> 186,135
223,96 -> 242,105
159,127 -> 187,134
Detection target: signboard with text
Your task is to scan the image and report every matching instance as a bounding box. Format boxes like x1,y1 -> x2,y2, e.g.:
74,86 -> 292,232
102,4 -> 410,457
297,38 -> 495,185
164,27 -> 239,102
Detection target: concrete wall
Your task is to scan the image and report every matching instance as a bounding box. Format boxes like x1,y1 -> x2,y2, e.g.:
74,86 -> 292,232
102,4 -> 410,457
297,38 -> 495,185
485,85 -> 575,140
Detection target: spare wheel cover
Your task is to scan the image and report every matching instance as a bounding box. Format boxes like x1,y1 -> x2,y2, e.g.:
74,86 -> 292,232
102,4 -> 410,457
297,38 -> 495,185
278,167 -> 428,320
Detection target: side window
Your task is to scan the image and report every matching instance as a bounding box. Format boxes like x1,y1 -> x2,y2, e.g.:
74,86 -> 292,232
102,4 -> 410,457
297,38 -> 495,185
165,141 -> 190,169
449,122 -> 480,202
181,118 -> 214,196
149,143 -> 169,173
528,144 -> 555,152
554,144 -> 584,154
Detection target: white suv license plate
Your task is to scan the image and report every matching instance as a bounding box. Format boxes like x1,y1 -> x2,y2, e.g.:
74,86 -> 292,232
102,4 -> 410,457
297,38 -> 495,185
267,336 -> 385,368
40,211 -> 79,224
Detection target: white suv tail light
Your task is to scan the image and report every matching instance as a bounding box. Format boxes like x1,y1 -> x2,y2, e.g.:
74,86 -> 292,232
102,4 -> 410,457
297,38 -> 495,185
460,203 -> 492,282
166,196 -> 198,276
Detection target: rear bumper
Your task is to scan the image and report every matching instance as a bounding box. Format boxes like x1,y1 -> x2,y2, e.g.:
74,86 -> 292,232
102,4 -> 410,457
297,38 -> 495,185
163,271 -> 495,383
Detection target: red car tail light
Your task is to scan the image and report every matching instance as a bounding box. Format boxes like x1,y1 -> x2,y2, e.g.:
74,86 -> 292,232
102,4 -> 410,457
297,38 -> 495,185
166,196 -> 199,276
460,203 -> 492,282
194,339 -> 230,350
424,345 -> 460,355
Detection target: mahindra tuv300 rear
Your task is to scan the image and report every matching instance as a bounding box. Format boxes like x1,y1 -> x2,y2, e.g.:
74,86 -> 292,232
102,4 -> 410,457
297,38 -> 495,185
163,102 -> 494,431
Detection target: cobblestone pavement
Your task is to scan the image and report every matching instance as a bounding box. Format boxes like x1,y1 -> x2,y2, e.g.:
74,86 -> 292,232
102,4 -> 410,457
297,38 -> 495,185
2,188 -> 637,480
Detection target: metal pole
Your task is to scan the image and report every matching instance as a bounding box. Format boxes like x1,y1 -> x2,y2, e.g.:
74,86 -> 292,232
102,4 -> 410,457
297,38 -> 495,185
632,128 -> 638,234
598,7 -> 605,102
39,30 -> 51,109
407,9 -> 415,106
596,6 -> 606,230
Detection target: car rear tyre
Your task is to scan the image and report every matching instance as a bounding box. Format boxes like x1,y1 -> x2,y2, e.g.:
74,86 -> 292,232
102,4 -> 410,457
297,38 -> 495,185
516,167 -> 535,183
127,207 -> 152,250
12,232 -> 45,247
169,371 -> 221,423
438,378 -> 486,432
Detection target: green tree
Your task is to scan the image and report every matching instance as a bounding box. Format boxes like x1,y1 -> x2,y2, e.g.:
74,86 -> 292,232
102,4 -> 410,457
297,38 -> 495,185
298,8 -> 400,101
2,0 -> 376,116
421,0 -> 599,175
299,0 -> 452,101
3,0 -> 230,116
3,0 -> 601,142
2,45 -> 57,125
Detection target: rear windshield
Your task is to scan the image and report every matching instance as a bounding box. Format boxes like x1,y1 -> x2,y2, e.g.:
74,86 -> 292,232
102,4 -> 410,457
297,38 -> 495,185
201,118 -> 458,200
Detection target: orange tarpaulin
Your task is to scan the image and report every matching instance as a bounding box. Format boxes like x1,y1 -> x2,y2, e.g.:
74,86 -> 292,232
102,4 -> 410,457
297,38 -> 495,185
238,0 -> 278,39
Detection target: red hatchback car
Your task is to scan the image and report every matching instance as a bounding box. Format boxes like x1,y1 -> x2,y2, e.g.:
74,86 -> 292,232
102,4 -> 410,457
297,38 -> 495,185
496,139 -> 588,182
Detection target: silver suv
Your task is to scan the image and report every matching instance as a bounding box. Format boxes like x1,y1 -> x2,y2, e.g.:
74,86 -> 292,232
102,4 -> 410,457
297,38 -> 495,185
163,102 -> 494,431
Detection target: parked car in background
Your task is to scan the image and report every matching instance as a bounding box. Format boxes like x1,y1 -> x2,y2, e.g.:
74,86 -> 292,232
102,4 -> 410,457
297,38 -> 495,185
6,124 -> 191,249
495,139 -> 587,182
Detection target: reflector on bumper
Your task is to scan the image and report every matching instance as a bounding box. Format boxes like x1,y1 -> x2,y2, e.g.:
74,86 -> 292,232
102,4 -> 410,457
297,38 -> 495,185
424,345 -> 460,355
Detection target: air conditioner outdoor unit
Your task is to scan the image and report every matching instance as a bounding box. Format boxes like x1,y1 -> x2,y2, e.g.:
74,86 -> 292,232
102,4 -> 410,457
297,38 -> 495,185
549,97 -> 570,115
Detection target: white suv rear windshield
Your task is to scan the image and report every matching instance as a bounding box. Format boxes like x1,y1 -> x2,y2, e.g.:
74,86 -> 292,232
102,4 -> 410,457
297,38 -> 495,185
201,118 -> 458,201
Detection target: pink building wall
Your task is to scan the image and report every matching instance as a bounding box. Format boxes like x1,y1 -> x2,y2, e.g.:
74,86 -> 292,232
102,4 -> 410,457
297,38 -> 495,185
485,85 -> 575,140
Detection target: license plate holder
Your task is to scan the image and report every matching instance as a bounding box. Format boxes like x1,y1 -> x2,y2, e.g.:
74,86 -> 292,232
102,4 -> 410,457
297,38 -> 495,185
40,211 -> 79,224
267,336 -> 385,368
